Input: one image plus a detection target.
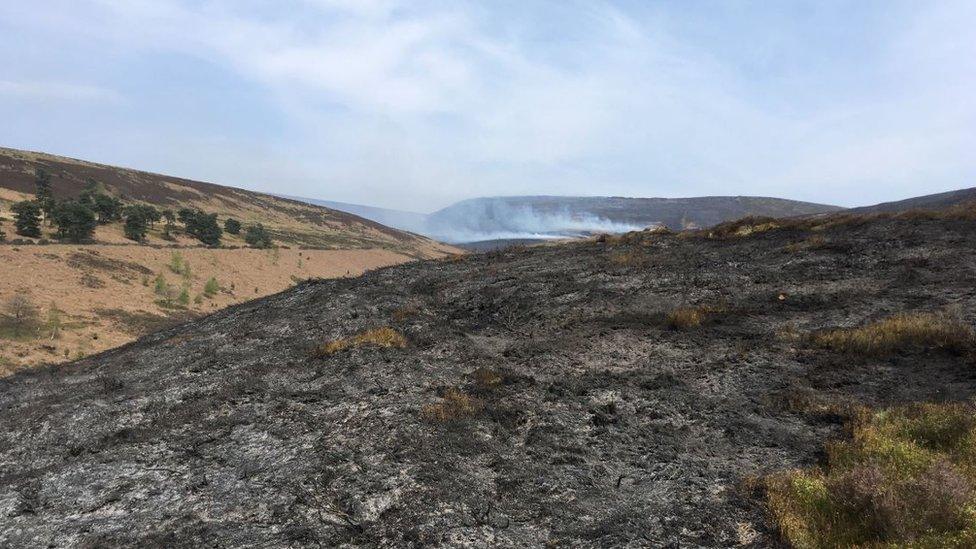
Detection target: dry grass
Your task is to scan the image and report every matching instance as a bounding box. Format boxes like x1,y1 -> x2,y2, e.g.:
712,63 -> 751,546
608,248 -> 649,267
785,234 -> 828,253
895,201 -> 976,222
312,327 -> 407,357
666,304 -> 726,330
767,403 -> 976,548
391,304 -> 421,321
812,312 -> 975,357
472,367 -> 504,389
421,388 -> 482,421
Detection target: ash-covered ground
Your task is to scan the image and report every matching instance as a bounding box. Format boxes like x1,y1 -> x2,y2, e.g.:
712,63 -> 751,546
1,216 -> 975,547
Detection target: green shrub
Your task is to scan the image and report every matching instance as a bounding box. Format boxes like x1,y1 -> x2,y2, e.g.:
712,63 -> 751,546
244,223 -> 273,248
153,273 -> 168,296
203,277 -> 219,297
177,286 -> 190,306
767,403 -> 976,547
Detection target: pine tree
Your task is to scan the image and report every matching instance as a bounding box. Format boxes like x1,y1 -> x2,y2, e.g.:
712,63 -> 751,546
92,194 -> 123,223
52,201 -> 97,242
11,200 -> 42,238
34,168 -> 56,224
244,223 -> 273,248
124,212 -> 149,241
224,218 -> 242,235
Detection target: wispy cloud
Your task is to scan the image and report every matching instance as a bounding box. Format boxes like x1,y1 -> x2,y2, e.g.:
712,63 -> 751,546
0,1 -> 973,210
0,80 -> 121,102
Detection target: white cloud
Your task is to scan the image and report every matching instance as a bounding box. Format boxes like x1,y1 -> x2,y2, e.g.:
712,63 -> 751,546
0,80 -> 121,102
0,1 -> 973,210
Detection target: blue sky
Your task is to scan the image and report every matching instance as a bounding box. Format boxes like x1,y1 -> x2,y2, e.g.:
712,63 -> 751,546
1,1 -> 973,212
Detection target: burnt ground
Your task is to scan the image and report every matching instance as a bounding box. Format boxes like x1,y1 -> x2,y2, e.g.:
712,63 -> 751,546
1,217 -> 975,547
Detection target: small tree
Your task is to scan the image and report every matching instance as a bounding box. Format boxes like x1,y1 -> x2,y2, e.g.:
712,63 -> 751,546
47,303 -> 62,340
124,210 -> 149,241
153,273 -> 168,296
224,217 -> 241,235
0,216 -> 5,241
78,178 -> 101,205
34,168 -> 56,223
92,193 -> 123,224
52,201 -> 97,242
190,213 -> 222,246
11,200 -> 42,238
3,293 -> 38,337
178,207 -> 199,226
244,223 -> 273,248
142,205 -> 161,228
177,285 -> 190,306
203,277 -> 220,297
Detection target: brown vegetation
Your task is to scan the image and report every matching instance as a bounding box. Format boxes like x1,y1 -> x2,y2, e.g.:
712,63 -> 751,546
666,304 -> 726,330
471,367 -> 504,389
812,312 -> 975,357
312,327 -> 407,357
421,388 -> 483,421
608,248 -> 649,267
391,303 -> 422,321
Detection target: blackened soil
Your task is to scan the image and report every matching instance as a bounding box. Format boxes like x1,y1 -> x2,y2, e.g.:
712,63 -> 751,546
1,217 -> 975,547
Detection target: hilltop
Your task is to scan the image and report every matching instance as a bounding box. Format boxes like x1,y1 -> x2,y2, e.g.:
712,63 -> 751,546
1,207 -> 974,546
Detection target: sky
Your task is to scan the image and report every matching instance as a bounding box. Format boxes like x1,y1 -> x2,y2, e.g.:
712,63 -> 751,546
1,1 -> 974,213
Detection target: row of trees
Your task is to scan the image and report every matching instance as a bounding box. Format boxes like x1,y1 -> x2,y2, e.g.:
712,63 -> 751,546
6,169 -> 274,248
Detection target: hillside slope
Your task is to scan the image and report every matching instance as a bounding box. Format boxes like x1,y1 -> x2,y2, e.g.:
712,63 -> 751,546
1,213 -> 974,546
285,195 -> 429,235
0,147 -> 453,254
0,148 -> 458,374
849,186 -> 976,214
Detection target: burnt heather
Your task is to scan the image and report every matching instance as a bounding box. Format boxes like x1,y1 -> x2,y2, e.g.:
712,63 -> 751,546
2,216 -> 975,547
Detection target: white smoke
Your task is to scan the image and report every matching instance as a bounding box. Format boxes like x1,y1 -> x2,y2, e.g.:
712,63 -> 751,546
425,201 -> 648,243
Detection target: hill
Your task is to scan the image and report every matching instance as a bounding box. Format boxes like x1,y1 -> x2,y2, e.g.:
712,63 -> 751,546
284,195 -> 429,236
849,186 -> 976,214
2,210 -> 974,546
0,148 -> 458,374
0,147 -> 452,253
294,194 -> 844,243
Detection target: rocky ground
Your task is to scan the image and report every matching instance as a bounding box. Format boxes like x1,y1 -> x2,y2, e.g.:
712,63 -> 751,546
1,215 -> 975,547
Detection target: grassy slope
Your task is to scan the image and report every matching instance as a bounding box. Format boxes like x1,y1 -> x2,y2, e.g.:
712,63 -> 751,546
0,147 -> 460,374
0,147 -> 454,255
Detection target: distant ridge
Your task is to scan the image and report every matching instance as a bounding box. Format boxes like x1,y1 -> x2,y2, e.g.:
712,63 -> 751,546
850,187 -> 976,214
290,194 -> 844,243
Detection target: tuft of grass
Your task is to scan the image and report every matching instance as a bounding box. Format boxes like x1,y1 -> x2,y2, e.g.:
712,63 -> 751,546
472,367 -> 504,389
812,312 -> 975,357
786,234 -> 828,253
705,216 -> 781,239
608,248 -> 648,267
312,327 -> 407,357
767,403 -> 976,548
421,388 -> 482,421
666,304 -> 726,330
391,304 -> 421,322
